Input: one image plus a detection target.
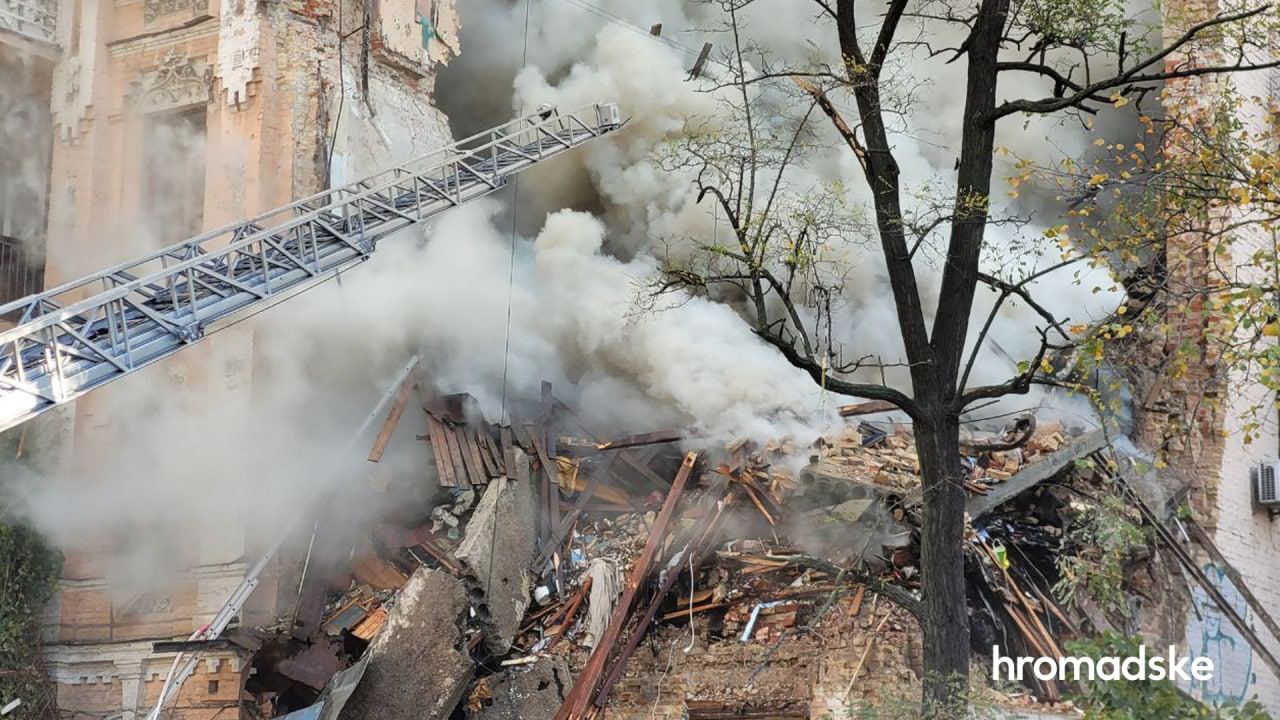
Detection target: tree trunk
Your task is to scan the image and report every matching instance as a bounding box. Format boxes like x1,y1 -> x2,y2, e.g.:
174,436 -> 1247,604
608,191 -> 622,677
915,409 -> 970,719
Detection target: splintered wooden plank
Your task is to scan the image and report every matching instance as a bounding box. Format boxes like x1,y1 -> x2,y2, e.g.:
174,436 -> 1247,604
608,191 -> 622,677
472,426 -> 500,478
367,377 -> 416,462
510,422 -> 535,452
480,426 -> 506,475
500,426 -> 515,478
524,423 -> 557,548
443,422 -> 472,487
595,429 -> 682,451
462,426 -> 491,485
426,415 -> 457,487
454,425 -> 484,486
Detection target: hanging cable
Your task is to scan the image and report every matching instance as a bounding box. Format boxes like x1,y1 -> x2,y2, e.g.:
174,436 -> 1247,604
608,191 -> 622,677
486,0 -> 534,627
499,0 -> 533,427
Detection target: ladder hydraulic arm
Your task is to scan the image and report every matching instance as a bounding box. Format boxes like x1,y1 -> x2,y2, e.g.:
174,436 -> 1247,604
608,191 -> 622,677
0,103 -> 622,433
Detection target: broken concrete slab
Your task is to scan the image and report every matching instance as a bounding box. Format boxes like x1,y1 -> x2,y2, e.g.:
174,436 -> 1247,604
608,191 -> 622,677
966,429 -> 1106,519
470,656 -> 572,720
791,496 -> 912,570
455,449 -> 540,655
339,568 -> 473,720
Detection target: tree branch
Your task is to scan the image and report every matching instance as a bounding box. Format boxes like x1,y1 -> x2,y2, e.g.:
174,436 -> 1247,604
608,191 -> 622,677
990,5 -> 1279,120
755,328 -> 923,420
957,327 -> 1053,408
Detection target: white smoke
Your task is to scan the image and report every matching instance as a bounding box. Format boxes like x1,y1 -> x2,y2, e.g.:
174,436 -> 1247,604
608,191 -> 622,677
1,0 -> 1152,584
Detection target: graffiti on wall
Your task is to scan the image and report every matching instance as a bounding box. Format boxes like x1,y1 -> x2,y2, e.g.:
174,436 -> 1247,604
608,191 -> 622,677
1183,563 -> 1256,705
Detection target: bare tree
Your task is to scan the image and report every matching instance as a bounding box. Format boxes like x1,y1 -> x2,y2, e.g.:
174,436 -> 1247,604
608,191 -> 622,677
656,0 -> 1280,715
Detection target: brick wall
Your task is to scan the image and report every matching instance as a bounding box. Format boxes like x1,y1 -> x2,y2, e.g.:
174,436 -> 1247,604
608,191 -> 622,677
1145,3 -> 1280,710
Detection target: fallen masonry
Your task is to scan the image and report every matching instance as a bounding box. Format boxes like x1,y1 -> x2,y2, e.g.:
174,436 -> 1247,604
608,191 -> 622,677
339,568 -> 473,720
186,377 -> 1279,719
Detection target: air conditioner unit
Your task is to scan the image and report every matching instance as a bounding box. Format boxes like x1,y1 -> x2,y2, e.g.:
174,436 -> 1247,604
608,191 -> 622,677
596,103 -> 622,130
1254,461 -> 1280,508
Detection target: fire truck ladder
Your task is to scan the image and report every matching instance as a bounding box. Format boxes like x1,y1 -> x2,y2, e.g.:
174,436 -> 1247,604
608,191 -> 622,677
0,102 -> 622,433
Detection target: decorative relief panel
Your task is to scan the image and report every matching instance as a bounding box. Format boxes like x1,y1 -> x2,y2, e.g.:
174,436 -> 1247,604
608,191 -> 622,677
143,0 -> 208,25
137,48 -> 212,113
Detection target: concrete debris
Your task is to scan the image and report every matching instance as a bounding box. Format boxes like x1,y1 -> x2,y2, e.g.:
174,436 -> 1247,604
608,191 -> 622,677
456,454 -> 540,655
467,657 -> 574,719
339,568 -> 474,720
212,384 -> 1144,720
792,496 -> 912,571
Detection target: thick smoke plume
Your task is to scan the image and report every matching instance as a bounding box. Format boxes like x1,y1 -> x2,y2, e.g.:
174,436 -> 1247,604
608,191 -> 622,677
1,0 -> 1147,584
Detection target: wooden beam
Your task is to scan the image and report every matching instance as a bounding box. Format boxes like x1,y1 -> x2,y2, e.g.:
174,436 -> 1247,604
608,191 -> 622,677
554,453 -> 698,720
366,374 -> 416,462
593,478 -> 730,709
596,429 -> 683,451
836,399 -> 897,417
688,42 -> 713,78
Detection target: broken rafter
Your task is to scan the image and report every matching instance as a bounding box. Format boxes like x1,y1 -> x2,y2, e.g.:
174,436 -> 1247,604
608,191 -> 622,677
366,369 -> 417,462
595,429 -> 684,451
836,399 -> 897,417
551,396 -> 671,490
688,42 -> 713,79
592,477 -> 733,710
554,452 -> 699,720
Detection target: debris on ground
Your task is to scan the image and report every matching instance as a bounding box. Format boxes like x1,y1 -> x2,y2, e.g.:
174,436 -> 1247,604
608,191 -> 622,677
218,382 -> 1160,719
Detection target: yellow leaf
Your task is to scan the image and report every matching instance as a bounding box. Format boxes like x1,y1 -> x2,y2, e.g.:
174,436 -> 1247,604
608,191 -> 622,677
1110,93 -> 1130,107
1264,321 -> 1279,337
1088,174 -> 1108,186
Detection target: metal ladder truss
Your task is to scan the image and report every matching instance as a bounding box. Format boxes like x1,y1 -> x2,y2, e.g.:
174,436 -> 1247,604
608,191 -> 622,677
0,102 -> 622,433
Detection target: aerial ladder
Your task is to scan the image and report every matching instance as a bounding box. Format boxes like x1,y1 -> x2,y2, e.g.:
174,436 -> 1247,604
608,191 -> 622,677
0,102 -> 622,433
0,102 -> 620,717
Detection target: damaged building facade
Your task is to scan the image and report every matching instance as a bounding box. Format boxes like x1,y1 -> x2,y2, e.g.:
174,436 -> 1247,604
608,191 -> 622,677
1126,18 -> 1280,710
0,0 -> 1279,717
0,0 -> 459,718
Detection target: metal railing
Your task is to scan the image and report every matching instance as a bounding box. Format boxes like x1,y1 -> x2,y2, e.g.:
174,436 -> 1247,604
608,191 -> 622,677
0,0 -> 57,46
0,102 -> 622,432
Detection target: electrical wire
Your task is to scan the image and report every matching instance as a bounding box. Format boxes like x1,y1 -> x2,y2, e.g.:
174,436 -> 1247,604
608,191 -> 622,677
499,0 -> 533,428
486,0 -> 534,636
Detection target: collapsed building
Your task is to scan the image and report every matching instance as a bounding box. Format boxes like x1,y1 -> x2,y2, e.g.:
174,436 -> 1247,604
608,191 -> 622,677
0,0 -> 1278,718
94,381 -> 1245,720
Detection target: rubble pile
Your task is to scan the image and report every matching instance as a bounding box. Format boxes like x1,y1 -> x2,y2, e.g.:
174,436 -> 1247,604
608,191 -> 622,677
219,384 -> 1143,720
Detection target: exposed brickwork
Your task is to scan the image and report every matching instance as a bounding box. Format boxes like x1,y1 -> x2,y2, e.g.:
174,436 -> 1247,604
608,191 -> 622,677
21,1 -> 458,718
1133,0 -> 1280,709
